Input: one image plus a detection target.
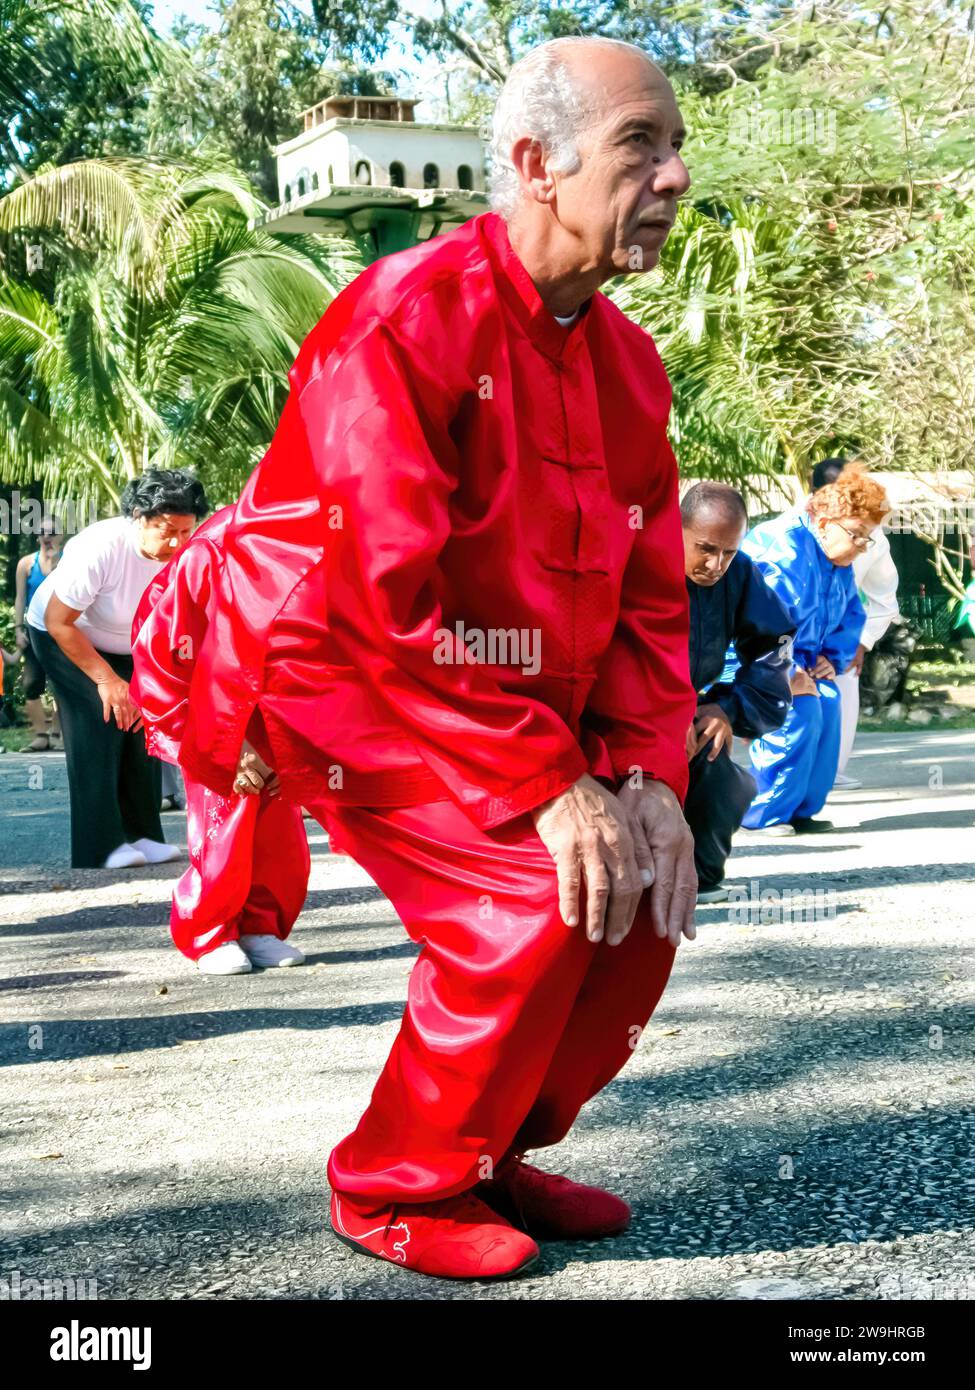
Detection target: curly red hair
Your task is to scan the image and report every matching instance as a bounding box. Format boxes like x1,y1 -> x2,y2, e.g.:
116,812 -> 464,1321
807,461 -> 889,526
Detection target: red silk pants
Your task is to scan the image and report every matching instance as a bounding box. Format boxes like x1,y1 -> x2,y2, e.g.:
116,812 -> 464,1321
322,798 -> 677,1204
172,777 -> 311,961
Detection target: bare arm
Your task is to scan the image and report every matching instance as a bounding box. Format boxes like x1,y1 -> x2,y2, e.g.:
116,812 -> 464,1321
13,556 -> 30,647
45,594 -> 142,730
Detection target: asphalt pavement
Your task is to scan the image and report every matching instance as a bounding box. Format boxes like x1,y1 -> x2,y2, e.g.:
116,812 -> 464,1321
1,730 -> 973,1300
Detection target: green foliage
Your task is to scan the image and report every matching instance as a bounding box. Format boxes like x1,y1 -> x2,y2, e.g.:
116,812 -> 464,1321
609,1 -> 975,488
0,1 -> 178,181
1,0 -> 973,524
0,156 -> 363,510
151,1 -> 397,202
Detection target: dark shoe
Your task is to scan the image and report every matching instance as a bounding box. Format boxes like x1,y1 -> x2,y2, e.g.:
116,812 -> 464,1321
478,1153 -> 630,1241
697,883 -> 729,904
791,817 -> 834,834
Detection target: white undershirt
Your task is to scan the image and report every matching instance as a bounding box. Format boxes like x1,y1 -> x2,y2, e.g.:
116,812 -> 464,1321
554,309 -> 579,327
26,516 -> 167,655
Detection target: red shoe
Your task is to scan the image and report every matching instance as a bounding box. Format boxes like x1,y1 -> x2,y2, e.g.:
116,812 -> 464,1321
478,1154 -> 631,1240
330,1189 -> 540,1280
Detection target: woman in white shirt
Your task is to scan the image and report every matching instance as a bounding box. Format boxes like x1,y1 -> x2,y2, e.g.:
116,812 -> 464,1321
27,470 -> 210,868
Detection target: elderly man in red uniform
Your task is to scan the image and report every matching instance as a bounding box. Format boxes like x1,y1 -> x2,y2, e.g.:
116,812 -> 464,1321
143,35 -> 697,1280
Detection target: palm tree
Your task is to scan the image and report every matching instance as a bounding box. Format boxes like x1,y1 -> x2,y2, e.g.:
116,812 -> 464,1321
609,197 -> 883,500
0,156 -> 362,510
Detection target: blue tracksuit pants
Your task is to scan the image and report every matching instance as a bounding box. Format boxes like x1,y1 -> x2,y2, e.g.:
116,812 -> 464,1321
742,681 -> 841,828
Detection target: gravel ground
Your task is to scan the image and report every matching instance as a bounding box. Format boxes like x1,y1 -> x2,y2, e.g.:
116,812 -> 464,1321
1,730 -> 973,1301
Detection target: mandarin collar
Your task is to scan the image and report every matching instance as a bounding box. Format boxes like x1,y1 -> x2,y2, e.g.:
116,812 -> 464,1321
477,211 -> 593,363
799,508 -> 838,570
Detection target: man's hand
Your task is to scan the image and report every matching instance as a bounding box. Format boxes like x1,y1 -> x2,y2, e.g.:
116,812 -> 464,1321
845,643 -> 867,676
690,702 -> 733,762
617,779 -> 697,947
14,628 -> 27,651
790,669 -> 819,697
96,676 -> 143,731
811,654 -> 836,680
685,722 -> 698,761
532,774 -> 645,947
234,739 -> 281,797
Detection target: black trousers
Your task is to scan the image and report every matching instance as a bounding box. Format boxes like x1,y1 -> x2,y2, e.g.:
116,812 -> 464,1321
683,741 -> 757,891
21,644 -> 47,700
29,628 -> 163,868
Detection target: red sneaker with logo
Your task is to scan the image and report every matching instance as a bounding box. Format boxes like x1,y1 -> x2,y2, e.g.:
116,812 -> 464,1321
477,1154 -> 631,1240
330,1188 -> 540,1280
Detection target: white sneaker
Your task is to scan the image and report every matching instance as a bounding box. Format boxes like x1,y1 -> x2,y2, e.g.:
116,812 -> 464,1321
102,844 -> 148,869
760,822 -> 796,837
240,935 -> 305,968
198,942 -> 252,975
129,837 -> 181,864
832,773 -> 862,790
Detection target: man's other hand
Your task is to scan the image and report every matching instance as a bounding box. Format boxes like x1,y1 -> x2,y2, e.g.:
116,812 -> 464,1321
532,774 -> 645,947
234,740 -> 281,797
845,643 -> 867,676
617,779 -> 697,947
790,669 -> 819,697
690,702 -> 733,761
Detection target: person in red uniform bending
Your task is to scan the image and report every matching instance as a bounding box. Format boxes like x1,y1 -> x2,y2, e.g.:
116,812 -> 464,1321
156,35 -> 698,1280
131,509 -> 310,975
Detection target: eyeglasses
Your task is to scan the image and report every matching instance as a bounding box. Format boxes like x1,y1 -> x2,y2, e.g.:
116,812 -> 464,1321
833,522 -> 875,551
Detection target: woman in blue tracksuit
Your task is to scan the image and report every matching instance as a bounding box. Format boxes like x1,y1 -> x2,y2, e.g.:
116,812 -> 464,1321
740,464 -> 889,835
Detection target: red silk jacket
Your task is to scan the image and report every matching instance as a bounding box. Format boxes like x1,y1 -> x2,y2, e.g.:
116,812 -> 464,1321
148,211 -> 695,826
131,507 -> 234,762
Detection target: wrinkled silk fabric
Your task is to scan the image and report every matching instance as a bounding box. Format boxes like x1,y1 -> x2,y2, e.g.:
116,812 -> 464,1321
173,211 -> 694,825
171,778 -> 310,961
131,511 -> 310,961
131,507 -> 234,764
318,797 -> 677,1203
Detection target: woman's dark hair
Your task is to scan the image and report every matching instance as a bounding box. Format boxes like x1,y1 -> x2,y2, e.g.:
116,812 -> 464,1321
810,456 -> 848,492
120,469 -> 210,521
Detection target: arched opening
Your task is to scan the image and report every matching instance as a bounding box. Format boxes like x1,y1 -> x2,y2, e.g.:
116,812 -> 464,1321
457,164 -> 473,191
423,162 -> 440,188
327,165 -> 334,185
297,175 -> 306,197
389,160 -> 406,188
283,183 -> 291,202
355,160 -> 372,185
312,171 -> 319,191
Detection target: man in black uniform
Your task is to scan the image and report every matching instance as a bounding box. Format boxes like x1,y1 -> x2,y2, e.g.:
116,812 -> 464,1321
681,483 -> 797,902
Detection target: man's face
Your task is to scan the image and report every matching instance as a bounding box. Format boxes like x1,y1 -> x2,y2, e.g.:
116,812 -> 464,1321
552,55 -> 690,278
683,509 -> 746,586
135,511 -> 197,560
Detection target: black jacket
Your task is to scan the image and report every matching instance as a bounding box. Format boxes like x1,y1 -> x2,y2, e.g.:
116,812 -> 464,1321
687,552 -> 797,739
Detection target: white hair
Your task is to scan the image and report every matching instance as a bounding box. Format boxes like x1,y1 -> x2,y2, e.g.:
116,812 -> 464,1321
488,36 -> 656,220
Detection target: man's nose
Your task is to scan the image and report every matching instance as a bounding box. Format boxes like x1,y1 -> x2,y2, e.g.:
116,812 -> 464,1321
653,152 -> 691,200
